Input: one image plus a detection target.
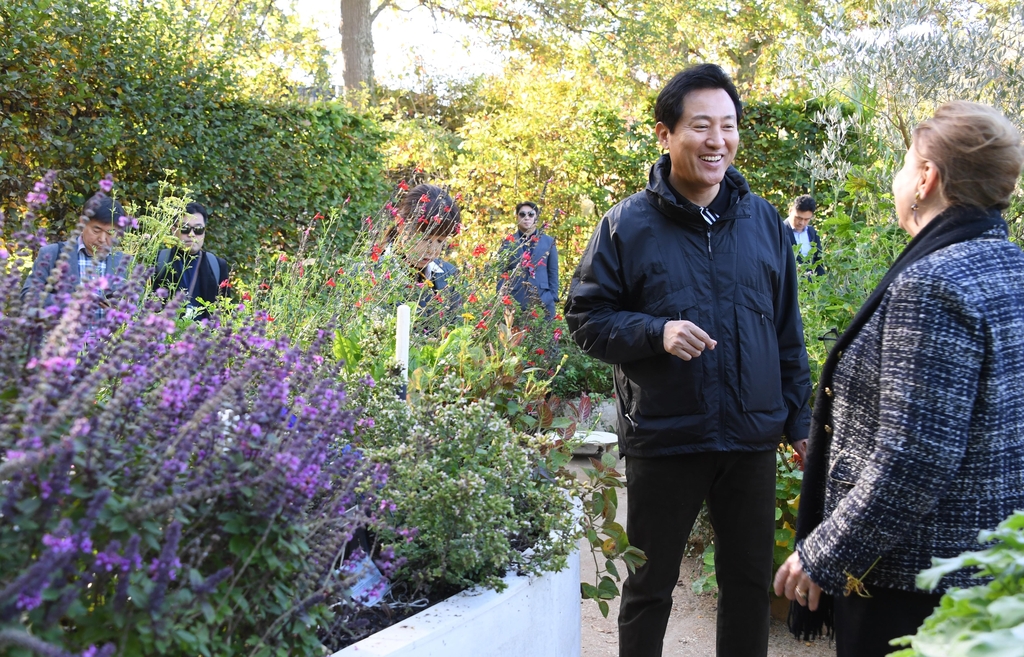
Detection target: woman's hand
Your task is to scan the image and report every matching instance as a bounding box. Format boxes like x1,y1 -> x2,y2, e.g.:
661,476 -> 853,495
774,551 -> 823,611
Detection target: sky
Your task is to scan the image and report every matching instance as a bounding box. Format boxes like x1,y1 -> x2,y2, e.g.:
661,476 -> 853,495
293,0 -> 504,88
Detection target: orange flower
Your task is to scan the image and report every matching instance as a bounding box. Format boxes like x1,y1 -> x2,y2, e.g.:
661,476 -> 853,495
467,293 -> 478,303
370,244 -> 382,262
326,278 -> 336,288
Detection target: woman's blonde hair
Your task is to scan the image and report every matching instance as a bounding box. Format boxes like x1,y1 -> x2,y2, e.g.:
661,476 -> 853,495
913,101 -> 1024,210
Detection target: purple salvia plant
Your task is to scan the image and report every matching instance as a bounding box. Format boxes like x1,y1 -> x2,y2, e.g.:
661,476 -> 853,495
0,176 -> 386,655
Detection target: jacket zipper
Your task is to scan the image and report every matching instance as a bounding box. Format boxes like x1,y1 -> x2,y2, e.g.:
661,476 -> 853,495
706,228 -> 713,259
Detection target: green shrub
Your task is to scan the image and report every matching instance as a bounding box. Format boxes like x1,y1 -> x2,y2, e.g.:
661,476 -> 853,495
891,511 -> 1024,657
348,382 -> 577,595
0,0 -> 389,273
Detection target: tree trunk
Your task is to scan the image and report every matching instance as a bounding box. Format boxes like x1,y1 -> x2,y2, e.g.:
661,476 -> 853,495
341,0 -> 375,98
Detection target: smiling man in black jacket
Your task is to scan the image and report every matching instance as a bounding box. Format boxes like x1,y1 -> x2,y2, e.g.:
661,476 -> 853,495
565,64 -> 812,657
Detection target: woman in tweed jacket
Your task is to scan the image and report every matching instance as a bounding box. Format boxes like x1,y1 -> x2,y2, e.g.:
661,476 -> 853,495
774,102 -> 1024,656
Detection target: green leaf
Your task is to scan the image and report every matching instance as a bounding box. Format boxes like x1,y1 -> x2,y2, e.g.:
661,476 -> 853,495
598,600 -> 610,617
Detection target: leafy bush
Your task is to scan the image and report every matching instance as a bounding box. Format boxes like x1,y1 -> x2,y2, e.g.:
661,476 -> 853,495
348,382 -> 577,596
891,511 -> 1024,657
0,180 -> 386,656
0,0 -> 389,273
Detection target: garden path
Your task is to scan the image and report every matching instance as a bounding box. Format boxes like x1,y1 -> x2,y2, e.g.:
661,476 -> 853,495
570,454 -> 834,657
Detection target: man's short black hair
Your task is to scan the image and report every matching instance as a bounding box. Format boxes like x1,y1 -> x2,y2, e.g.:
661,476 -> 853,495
790,195 -> 817,213
515,201 -> 539,216
83,192 -> 126,226
654,64 -> 743,132
185,201 -> 209,223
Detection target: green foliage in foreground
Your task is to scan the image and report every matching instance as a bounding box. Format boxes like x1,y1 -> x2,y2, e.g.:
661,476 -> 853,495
891,511 -> 1024,657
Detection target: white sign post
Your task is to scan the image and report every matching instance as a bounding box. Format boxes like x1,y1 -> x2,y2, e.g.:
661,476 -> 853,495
395,304 -> 411,383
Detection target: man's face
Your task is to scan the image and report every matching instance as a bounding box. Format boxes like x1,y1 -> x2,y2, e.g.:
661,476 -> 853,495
516,206 -> 537,235
82,219 -> 119,258
177,212 -> 206,254
654,88 -> 739,204
789,209 -> 813,233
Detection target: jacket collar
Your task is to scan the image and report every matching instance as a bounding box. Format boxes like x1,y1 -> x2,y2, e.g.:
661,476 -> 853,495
645,153 -> 751,228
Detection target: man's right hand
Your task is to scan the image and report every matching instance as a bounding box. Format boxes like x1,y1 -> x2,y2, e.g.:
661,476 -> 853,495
663,320 -> 716,361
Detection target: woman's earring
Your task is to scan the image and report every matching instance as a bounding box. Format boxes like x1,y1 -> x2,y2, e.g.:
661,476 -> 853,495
911,192 -> 920,224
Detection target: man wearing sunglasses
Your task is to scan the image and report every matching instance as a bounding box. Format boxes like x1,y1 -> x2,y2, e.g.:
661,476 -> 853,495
21,191 -> 129,312
154,201 -> 230,320
497,200 -> 559,319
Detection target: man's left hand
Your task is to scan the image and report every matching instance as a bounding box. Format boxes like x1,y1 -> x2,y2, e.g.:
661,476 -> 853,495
792,439 -> 808,468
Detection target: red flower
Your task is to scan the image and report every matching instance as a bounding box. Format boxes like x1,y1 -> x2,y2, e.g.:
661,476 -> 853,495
370,244 -> 382,262
467,293 -> 478,303
365,217 -> 373,228
337,267 -> 345,275
259,283 -> 270,290
355,301 -> 362,308
505,234 -> 515,242
279,254 -> 288,263
242,292 -> 252,301
398,180 -> 409,191
475,319 -> 487,329
326,278 -> 336,288
267,315 -> 275,322
298,265 -> 304,277
472,244 -> 487,257
535,348 -> 545,355
554,314 -> 563,320
443,205 -> 451,212
531,235 -> 539,243
547,369 -> 555,376
434,294 -> 443,303
313,212 -> 325,220
384,270 -> 392,281
501,295 -> 513,306
553,328 -> 563,341
419,194 -> 430,203
530,310 -> 539,319
369,272 -> 377,286
527,360 -> 535,366
483,310 -> 492,317
219,279 -> 232,289
455,192 -> 463,201
500,272 -> 510,280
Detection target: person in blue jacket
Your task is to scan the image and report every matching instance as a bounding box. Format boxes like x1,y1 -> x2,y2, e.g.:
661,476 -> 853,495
497,201 -> 559,319
784,195 -> 825,276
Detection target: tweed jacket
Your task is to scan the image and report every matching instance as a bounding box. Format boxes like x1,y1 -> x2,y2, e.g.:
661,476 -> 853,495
798,227 -> 1024,595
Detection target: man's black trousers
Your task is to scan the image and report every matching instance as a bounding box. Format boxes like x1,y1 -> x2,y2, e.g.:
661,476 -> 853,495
618,450 -> 777,657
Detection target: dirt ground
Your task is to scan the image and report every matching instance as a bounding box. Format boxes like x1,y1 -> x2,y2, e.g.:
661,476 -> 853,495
571,454 -> 834,657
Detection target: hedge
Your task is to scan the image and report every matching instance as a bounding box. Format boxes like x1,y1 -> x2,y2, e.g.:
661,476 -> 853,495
0,0 -> 389,270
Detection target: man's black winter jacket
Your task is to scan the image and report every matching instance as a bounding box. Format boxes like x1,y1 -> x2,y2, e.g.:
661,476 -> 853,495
565,155 -> 811,456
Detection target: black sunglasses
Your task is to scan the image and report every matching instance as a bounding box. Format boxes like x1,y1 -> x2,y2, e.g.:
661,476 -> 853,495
517,210 -> 537,218
179,225 -> 206,235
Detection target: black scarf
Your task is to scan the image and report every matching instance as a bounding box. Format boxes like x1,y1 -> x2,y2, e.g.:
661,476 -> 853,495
789,204 -> 1007,640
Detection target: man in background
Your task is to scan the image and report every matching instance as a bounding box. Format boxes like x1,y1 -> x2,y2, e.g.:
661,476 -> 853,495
497,200 -> 559,319
785,194 -> 825,276
21,191 -> 128,310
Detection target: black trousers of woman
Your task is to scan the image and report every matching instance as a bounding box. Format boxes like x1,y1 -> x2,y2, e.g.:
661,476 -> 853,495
834,586 -> 942,657
618,450 -> 777,657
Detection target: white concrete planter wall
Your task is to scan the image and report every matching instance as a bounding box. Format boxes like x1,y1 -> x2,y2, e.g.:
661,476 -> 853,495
332,549 -> 581,657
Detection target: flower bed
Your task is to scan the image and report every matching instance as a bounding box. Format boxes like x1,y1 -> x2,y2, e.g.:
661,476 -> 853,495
332,550 -> 581,657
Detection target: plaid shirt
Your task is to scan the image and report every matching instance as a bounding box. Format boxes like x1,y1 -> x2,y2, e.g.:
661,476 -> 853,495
77,236 -> 108,323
